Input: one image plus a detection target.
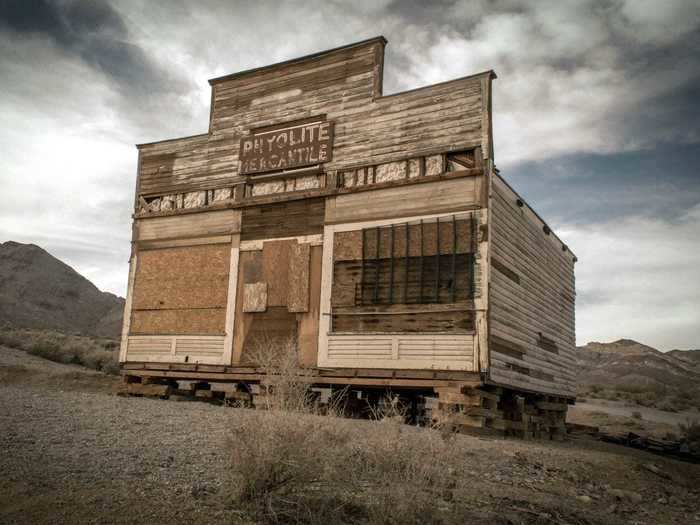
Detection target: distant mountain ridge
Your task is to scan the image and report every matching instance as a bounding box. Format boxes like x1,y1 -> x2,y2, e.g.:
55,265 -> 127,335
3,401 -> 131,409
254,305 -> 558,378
0,241 -> 124,337
576,338 -> 700,393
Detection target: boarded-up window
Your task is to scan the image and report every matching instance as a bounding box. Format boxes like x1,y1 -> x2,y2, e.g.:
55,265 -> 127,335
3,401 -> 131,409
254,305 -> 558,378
130,244 -> 230,335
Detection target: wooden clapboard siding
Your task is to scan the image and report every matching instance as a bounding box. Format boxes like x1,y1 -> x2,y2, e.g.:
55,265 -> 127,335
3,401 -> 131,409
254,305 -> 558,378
487,172 -> 577,397
136,209 -> 241,242
135,37 -> 493,199
331,311 -> 474,333
241,198 -> 325,241
324,334 -> 475,370
137,134 -> 231,196
124,335 -> 226,364
325,177 -> 479,224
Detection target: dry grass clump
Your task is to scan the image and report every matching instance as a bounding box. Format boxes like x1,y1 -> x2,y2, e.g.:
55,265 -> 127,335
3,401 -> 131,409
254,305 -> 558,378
227,411 -> 467,524
246,335 -> 315,412
0,327 -> 119,375
228,337 -> 471,524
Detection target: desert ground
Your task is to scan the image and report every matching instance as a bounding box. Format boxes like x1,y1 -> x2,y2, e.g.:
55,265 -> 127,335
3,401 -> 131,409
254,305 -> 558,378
1,345 -> 699,525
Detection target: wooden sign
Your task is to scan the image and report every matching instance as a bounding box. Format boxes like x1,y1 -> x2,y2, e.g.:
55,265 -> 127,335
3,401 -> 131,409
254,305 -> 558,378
239,118 -> 334,175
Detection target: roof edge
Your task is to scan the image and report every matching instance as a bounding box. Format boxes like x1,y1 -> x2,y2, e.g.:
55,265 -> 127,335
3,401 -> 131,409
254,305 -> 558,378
494,169 -> 578,261
208,36 -> 388,86
136,133 -> 208,150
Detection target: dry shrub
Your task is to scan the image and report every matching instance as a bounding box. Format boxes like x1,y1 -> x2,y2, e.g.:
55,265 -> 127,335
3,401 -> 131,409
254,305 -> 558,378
227,410 -> 466,524
246,335 -> 314,412
0,328 -> 119,375
228,338 -> 466,522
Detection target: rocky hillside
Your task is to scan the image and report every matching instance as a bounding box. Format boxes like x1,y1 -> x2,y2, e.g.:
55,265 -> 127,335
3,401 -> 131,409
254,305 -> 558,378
0,241 -> 124,337
575,339 -> 700,406
667,348 -> 700,369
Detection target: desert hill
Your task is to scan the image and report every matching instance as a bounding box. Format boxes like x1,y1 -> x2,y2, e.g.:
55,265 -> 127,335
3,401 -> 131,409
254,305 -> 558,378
575,339 -> 700,409
576,338 -> 700,390
0,241 -> 124,337
667,348 -> 700,369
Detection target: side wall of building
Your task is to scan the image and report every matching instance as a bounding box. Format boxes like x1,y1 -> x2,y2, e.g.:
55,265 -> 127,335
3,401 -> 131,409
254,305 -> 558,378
487,172 -> 577,397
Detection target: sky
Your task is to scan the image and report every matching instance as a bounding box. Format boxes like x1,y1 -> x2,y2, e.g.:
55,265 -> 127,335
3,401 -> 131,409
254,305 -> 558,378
0,0 -> 698,350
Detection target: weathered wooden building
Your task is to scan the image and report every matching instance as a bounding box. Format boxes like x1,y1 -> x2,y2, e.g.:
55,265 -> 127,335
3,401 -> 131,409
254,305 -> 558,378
119,37 -> 577,437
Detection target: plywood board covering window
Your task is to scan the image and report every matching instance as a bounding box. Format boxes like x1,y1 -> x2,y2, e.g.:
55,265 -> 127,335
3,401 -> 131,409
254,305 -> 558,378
130,244 -> 230,335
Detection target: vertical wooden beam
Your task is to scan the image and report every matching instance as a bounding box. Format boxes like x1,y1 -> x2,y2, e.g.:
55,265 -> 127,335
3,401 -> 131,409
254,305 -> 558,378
419,219 -> 424,303
223,234 -> 241,365
435,217 -> 441,302
469,214 -> 476,299
118,253 -> 138,363
451,215 -> 457,303
373,226 -> 380,304
361,228 -> 366,305
389,223 -> 395,304
317,224 -> 335,367
403,222 -> 409,303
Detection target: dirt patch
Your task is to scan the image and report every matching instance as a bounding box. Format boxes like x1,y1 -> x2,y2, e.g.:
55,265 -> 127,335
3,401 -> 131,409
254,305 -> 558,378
1,348 -> 699,524
569,400 -> 700,441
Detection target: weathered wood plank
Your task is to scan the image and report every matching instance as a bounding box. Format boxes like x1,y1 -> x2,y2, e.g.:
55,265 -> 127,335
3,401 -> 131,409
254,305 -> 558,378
288,242 -> 311,313
242,282 -> 267,313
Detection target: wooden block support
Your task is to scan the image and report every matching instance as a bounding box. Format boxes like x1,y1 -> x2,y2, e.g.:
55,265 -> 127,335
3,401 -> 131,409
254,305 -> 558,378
120,383 -> 171,397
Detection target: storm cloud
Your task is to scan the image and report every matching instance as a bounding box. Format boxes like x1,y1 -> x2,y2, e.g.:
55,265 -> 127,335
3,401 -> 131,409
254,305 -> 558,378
1,0 -> 698,350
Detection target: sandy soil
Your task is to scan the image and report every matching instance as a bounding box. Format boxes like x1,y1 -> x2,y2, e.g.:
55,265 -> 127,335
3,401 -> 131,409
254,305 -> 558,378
1,345 -> 699,524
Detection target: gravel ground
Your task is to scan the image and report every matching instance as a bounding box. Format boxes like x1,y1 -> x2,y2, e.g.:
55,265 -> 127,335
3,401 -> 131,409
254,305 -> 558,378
0,346 -> 243,523
2,345 -> 700,524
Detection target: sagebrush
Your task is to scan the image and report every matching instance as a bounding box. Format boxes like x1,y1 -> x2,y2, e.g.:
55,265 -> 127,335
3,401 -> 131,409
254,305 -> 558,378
0,327 -> 119,374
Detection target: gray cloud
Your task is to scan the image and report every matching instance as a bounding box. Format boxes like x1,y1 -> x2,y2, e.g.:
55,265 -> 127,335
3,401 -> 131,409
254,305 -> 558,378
0,0 -> 183,98
0,0 -> 698,349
